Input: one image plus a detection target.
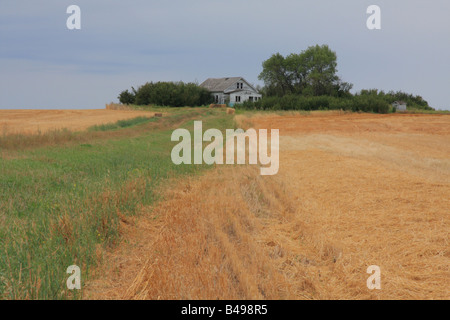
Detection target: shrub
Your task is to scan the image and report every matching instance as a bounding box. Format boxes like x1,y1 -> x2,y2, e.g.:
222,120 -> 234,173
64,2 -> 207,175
127,81 -> 213,107
118,90 -> 135,105
357,89 -> 434,111
237,94 -> 391,114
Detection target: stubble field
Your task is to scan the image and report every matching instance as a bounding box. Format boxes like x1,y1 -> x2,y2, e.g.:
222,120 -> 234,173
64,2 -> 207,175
0,109 -> 157,134
86,112 -> 449,300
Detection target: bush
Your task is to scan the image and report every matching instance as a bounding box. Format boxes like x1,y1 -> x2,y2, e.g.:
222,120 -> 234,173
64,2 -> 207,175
248,86 -> 433,114
118,90 -> 135,105
126,81 -> 213,107
237,94 -> 390,114
357,89 -> 434,111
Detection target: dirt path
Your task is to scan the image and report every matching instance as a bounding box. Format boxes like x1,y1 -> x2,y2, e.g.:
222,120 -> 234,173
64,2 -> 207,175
85,113 -> 449,300
0,109 -> 156,134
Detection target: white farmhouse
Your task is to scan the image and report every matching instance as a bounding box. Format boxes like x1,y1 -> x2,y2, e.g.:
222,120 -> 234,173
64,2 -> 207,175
392,101 -> 407,111
200,77 -> 262,106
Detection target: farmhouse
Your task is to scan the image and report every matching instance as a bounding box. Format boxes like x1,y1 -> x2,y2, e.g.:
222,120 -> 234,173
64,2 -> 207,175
200,77 -> 262,106
392,101 -> 407,111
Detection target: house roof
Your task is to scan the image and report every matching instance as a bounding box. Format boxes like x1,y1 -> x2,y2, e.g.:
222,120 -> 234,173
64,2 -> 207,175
200,77 -> 243,92
226,89 -> 261,95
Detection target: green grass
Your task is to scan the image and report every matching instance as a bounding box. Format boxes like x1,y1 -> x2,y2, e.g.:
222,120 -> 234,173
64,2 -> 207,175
88,116 -> 159,132
0,108 -> 233,299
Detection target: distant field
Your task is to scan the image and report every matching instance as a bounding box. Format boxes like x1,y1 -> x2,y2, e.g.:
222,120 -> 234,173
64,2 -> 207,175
0,109 -> 157,134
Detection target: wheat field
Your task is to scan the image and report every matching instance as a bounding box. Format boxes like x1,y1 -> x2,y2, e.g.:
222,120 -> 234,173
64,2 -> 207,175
0,109 -> 156,134
85,112 -> 449,300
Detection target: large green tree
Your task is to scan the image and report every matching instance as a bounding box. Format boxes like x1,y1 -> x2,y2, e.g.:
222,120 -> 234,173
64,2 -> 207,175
258,53 -> 292,96
258,45 -> 351,97
301,44 -> 338,96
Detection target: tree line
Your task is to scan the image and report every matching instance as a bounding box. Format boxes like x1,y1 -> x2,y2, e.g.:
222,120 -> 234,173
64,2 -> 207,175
241,89 -> 433,113
117,44 -> 433,113
246,44 -> 433,113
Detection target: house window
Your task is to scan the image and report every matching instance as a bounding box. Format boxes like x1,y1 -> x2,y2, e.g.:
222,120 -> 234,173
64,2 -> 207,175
249,96 -> 253,102
240,83 -> 243,89
237,83 -> 240,89
236,96 -> 241,102
215,95 -> 219,103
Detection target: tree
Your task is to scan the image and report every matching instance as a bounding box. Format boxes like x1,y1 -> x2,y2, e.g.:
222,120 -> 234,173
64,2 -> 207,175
118,89 -> 135,105
284,53 -> 308,94
258,45 -> 348,97
333,80 -> 353,98
258,53 -> 292,96
301,45 -> 339,96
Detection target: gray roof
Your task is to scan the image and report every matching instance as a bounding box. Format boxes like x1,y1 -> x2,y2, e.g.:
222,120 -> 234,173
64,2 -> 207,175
200,77 -> 242,92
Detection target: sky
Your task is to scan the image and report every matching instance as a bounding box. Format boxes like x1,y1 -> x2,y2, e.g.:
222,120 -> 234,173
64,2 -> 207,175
0,0 -> 449,110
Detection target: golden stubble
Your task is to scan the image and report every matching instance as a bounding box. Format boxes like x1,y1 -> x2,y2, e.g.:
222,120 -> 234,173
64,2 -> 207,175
86,113 -> 449,300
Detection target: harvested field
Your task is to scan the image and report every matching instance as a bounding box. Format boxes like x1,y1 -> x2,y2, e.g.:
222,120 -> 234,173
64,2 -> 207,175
0,109 -> 156,134
84,113 -> 449,299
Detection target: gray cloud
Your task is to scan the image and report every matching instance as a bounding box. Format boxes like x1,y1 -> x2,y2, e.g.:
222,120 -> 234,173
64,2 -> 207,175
0,0 -> 449,109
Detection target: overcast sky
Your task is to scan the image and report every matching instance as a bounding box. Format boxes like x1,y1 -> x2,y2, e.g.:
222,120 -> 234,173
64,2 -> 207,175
0,0 -> 449,110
